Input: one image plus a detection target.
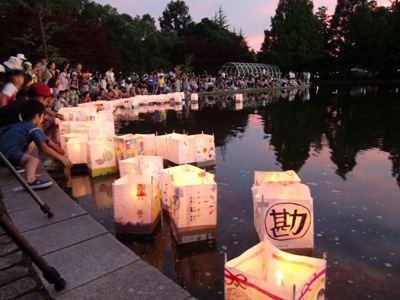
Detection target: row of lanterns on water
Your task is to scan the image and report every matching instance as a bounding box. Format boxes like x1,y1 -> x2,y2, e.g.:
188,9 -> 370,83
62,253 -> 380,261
57,93 -> 326,300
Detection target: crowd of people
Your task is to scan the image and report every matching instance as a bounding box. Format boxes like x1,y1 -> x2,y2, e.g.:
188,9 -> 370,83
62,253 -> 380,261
0,54 -> 308,111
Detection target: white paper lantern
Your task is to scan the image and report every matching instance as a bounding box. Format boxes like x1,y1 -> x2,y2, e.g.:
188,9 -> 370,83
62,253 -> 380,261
225,238 -> 326,300
163,132 -> 196,165
60,132 -> 83,155
118,155 -> 163,182
112,173 -> 161,233
160,164 -> 217,229
252,183 -> 314,250
87,137 -> 117,177
194,132 -> 216,166
66,137 -> 88,164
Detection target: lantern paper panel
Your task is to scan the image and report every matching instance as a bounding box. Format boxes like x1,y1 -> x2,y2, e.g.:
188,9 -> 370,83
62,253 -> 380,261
87,138 -> 117,177
114,134 -> 144,163
254,170 -> 301,187
167,133 -> 197,165
160,164 -> 209,214
58,122 -> 70,136
67,137 -> 88,164
155,133 -> 171,159
112,174 -> 161,230
194,133 -> 216,165
118,155 -> 163,188
60,133 -> 83,155
225,239 -> 326,300
253,184 -> 314,250
169,170 -> 217,229
135,134 -> 156,155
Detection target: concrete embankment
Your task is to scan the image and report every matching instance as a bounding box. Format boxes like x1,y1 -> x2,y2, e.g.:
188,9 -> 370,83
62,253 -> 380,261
0,157 -> 195,299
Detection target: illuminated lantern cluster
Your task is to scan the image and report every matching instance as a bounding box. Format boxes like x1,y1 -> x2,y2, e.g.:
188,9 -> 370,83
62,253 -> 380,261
155,132 -> 215,166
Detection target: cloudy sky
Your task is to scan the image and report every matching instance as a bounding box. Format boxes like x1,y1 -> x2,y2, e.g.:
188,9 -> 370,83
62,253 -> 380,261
94,0 -> 392,51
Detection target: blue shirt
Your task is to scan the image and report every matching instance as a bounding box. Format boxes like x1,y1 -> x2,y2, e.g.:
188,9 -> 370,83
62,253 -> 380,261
0,121 -> 49,157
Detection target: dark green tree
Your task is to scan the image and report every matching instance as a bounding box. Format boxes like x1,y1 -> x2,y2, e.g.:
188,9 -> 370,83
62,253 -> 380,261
159,0 -> 193,36
258,0 -> 323,72
212,6 -> 230,30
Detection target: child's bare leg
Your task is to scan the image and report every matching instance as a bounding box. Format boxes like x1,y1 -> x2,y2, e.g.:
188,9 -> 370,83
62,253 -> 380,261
19,154 -> 39,183
26,141 -> 35,154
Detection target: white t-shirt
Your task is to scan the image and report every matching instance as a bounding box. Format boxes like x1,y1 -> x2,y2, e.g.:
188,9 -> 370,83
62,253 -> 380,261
1,82 -> 18,99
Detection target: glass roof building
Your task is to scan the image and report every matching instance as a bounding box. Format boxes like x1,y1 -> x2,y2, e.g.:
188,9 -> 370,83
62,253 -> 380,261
220,62 -> 281,79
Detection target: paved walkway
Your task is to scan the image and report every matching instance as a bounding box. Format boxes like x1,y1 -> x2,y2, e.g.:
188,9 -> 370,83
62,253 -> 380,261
0,159 -> 195,299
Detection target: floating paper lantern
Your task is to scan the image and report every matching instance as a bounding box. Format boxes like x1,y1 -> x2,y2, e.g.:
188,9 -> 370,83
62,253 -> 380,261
66,137 -> 88,164
194,132 -> 216,166
114,134 -> 144,163
135,134 -> 156,155
160,164 -> 217,229
87,137 -> 117,177
60,133 -> 83,154
118,155 -> 163,184
163,132 -> 196,165
252,183 -> 314,250
225,238 -> 326,300
112,173 -> 161,234
235,94 -> 243,101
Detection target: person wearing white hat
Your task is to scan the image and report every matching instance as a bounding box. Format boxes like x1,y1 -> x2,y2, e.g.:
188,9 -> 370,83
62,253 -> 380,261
16,53 -> 27,61
3,56 -> 23,71
0,69 -> 25,108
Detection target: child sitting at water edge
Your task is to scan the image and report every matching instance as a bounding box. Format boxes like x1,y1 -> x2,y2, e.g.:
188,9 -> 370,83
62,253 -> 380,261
0,99 -> 72,189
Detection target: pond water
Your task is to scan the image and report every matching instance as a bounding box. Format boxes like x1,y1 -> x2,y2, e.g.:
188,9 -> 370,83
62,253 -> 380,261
55,83 -> 400,299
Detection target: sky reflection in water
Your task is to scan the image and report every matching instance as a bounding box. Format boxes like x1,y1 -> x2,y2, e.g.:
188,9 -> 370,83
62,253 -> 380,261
69,84 -> 400,299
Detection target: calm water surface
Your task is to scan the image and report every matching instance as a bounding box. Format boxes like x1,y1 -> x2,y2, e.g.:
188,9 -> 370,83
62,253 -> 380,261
59,83 -> 400,299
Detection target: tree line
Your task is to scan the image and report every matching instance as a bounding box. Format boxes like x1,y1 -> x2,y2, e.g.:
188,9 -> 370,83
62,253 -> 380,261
0,0 -> 398,79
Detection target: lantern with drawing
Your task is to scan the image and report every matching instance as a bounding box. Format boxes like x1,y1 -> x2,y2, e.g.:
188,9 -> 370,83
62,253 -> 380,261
252,171 -> 313,251
118,155 -> 163,188
87,137 -> 118,177
166,132 -> 197,165
112,173 -> 161,234
225,238 -> 326,300
114,134 -> 144,163
160,164 -> 217,230
194,132 -> 216,166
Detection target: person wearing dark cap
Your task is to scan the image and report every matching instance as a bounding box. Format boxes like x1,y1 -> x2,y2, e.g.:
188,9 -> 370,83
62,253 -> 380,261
0,82 -> 65,155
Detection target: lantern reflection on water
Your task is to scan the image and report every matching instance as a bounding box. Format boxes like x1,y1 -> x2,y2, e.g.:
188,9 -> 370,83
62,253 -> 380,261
225,238 -> 326,300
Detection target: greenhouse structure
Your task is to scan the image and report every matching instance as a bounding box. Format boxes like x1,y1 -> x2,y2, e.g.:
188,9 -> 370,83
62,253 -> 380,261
220,62 -> 281,79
